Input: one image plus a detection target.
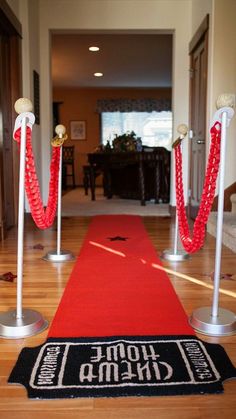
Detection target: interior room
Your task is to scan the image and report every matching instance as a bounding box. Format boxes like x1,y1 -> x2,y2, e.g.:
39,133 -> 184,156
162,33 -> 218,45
51,32 -> 173,212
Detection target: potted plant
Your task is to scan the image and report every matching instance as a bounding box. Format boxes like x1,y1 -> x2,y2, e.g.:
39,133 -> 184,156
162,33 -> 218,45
112,131 -> 138,152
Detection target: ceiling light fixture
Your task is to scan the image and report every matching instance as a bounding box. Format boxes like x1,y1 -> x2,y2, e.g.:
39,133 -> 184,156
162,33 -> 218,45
89,46 -> 99,52
94,72 -> 103,77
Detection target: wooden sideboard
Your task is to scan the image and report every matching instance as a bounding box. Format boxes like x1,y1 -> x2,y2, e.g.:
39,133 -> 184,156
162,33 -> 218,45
87,148 -> 171,206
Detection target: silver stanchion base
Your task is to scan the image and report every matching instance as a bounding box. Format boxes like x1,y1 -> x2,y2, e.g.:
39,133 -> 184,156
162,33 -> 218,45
0,308 -> 48,339
161,248 -> 190,262
42,249 -> 75,262
189,306 -> 236,336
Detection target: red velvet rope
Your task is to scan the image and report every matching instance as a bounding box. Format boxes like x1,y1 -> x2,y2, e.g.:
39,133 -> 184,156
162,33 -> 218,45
14,126 -> 60,229
175,122 -> 221,253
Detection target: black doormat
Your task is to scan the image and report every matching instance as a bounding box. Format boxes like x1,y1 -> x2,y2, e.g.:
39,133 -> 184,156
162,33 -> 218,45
8,335 -> 236,399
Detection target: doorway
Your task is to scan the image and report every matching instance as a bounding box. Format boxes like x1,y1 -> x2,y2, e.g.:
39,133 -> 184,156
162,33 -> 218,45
0,2 -> 22,238
189,15 -> 209,219
51,32 -> 173,191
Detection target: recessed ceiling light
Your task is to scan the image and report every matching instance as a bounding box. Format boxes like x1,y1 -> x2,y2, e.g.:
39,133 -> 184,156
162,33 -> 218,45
89,46 -> 99,52
94,72 -> 103,77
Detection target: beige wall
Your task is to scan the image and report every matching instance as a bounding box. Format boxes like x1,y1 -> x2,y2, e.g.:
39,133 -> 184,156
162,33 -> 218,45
7,0 -> 236,207
4,0 -> 192,205
53,87 -> 171,185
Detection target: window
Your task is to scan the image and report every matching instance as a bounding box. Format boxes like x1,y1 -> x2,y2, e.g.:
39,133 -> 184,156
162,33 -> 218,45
101,111 -> 172,150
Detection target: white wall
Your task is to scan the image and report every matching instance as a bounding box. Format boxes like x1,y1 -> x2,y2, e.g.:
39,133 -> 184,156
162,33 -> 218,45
191,0 -> 212,35
39,0 -> 192,205
6,0 -> 20,19
191,0 -> 214,147
17,0 -> 42,210
28,0 -> 41,184
212,0 -> 236,188
6,0 -> 236,210
191,0 -> 236,192
5,1 -> 42,210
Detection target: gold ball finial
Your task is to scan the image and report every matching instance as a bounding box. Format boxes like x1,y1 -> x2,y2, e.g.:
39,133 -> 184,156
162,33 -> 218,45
172,124 -> 188,148
216,94 -> 235,110
14,98 -> 33,114
177,124 -> 188,136
51,124 -> 68,147
55,124 -> 66,136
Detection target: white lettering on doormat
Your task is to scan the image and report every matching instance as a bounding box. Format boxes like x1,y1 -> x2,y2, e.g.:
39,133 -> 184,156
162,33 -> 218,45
29,338 -> 220,390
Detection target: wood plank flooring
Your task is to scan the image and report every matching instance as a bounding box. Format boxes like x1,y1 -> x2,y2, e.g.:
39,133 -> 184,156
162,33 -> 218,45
0,215 -> 236,419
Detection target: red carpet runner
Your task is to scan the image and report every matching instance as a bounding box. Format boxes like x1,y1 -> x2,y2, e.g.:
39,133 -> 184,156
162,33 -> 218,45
8,215 -> 236,399
49,215 -> 194,337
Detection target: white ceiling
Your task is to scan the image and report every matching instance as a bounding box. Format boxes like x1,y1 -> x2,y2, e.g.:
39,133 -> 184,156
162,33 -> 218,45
51,33 -> 173,88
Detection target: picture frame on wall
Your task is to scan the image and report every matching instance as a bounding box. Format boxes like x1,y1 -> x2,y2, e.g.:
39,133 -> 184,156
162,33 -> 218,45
70,120 -> 86,140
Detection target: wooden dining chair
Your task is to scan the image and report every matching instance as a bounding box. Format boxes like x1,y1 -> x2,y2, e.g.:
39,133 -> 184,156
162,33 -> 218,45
62,146 -> 76,189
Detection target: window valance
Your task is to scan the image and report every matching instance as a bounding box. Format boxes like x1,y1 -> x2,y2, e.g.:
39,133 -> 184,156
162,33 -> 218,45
96,98 -> 171,113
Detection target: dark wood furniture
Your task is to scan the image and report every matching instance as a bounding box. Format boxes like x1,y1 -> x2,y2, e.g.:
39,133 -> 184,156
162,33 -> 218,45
83,165 -> 103,195
62,146 -> 76,189
87,148 -> 170,206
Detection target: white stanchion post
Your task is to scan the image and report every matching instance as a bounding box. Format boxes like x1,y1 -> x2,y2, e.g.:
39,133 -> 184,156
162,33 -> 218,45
161,124 -> 190,262
173,213 -> 179,255
212,110 -> 228,318
43,125 -> 75,262
56,145 -> 62,255
0,98 -> 48,338
189,93 -> 236,336
16,114 -> 27,319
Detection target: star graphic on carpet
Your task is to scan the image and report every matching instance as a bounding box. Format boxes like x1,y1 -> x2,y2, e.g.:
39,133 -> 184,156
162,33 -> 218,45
107,236 -> 129,241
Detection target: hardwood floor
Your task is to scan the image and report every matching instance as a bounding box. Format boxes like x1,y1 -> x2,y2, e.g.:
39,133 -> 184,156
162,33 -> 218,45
0,215 -> 236,419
